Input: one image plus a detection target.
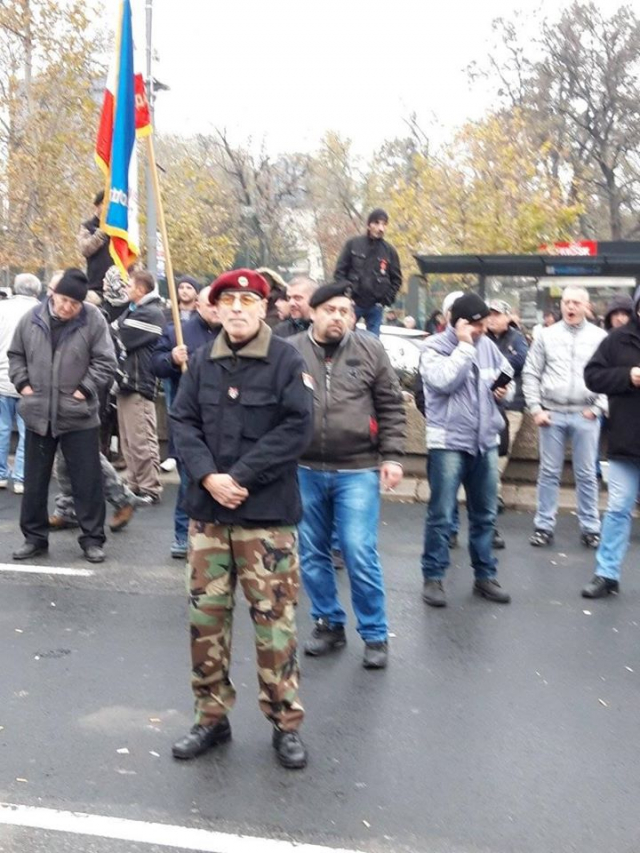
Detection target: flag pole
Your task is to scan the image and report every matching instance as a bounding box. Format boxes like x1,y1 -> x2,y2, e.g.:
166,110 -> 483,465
144,134 -> 184,352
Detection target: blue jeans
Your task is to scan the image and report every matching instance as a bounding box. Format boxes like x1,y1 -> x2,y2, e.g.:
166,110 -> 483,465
355,304 -> 383,337
298,467 -> 387,642
163,378 -> 177,459
421,448 -> 498,581
0,395 -> 25,483
174,459 -> 189,544
595,459 -> 640,581
535,411 -> 600,534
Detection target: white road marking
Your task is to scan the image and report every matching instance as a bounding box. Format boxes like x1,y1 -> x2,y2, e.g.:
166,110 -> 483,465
0,802 -> 366,853
0,563 -> 94,577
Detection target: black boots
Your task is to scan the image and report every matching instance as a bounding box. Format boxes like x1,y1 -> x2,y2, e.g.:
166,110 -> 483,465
272,729 -> 307,769
172,718 -> 232,759
582,576 -> 619,599
304,618 -> 347,656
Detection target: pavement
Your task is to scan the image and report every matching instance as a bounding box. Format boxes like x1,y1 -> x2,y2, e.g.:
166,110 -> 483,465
1,483 -> 640,853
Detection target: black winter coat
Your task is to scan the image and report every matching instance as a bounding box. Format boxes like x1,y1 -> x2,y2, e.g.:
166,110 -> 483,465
334,234 -> 402,309
584,320 -> 640,460
170,322 -> 314,525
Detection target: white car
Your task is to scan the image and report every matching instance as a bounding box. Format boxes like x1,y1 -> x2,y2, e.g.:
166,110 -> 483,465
377,325 -> 428,388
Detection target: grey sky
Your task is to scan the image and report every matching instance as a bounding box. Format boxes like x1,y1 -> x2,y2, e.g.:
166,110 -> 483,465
130,0 -> 636,157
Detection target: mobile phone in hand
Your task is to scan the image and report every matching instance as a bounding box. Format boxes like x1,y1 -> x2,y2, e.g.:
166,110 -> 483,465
491,371 -> 512,392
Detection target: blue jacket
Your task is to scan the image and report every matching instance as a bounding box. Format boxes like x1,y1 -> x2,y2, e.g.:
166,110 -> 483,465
420,326 -> 513,454
487,323 -> 529,412
151,313 -> 220,399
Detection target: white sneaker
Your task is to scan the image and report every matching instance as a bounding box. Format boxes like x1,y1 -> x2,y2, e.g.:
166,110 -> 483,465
0,479 -> 8,489
160,457 -> 177,472
13,482 -> 24,495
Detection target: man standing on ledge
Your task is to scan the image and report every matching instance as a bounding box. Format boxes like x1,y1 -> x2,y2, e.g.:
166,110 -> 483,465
8,269 -> 116,564
334,208 -> 402,336
289,282 -> 406,669
170,269 -> 313,769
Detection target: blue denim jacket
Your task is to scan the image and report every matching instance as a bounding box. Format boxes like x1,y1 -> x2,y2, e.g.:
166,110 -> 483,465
420,325 -> 513,454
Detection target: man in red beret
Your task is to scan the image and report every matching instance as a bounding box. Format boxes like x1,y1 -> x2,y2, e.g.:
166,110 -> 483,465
169,268 -> 314,769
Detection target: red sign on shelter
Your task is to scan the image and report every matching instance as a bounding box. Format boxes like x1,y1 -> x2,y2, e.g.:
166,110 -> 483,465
540,241 -> 598,256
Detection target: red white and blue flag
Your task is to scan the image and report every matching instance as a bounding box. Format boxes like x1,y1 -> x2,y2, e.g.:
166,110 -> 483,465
96,0 -> 151,276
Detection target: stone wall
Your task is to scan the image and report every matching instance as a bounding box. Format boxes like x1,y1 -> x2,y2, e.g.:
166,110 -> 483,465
157,394 -> 583,485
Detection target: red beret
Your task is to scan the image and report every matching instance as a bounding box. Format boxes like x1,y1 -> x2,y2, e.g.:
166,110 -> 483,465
209,269 -> 270,303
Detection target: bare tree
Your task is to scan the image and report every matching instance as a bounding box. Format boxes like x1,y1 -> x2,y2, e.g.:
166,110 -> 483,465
472,2 -> 640,240
212,129 -> 307,268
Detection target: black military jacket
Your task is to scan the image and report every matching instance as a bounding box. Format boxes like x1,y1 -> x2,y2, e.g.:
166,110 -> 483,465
170,321 -> 313,525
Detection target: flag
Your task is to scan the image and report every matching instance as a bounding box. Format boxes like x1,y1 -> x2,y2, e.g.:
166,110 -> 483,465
96,0 -> 151,276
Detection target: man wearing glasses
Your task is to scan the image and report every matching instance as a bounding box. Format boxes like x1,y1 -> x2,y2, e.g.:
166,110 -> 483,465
169,269 -> 314,770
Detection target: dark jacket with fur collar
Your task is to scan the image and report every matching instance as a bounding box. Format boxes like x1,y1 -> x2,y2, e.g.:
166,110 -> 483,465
170,321 -> 314,525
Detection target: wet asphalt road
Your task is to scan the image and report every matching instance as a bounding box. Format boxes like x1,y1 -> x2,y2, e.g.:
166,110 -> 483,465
1,484 -> 640,853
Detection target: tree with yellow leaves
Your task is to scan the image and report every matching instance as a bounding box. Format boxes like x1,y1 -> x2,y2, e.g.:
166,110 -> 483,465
0,0 -> 105,277
385,110 -> 581,277
151,135 -> 238,279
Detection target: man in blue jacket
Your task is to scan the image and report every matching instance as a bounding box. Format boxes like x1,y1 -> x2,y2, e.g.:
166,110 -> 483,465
152,286 -> 220,558
419,293 -> 514,607
487,299 -> 529,539
169,269 -> 313,770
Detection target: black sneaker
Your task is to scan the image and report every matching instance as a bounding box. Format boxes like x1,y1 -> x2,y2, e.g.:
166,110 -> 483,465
580,532 -> 601,549
303,618 -> 346,656
530,529 -> 554,547
582,575 -> 619,599
172,718 -> 231,760
422,579 -> 447,607
473,578 -> 511,603
492,529 -> 506,549
272,729 -> 307,769
448,532 -> 459,549
363,640 -> 388,669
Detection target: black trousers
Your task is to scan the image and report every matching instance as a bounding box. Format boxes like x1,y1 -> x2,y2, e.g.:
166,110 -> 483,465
21,427 -> 106,549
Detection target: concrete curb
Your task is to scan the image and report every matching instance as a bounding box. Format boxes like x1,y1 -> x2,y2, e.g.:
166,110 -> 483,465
381,477 -> 612,513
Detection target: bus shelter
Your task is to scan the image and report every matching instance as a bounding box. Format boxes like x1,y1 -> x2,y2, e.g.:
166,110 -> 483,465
413,247 -> 640,327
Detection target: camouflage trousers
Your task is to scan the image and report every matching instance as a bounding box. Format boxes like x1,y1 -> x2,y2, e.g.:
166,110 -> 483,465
188,519 -> 304,732
52,449 -> 135,519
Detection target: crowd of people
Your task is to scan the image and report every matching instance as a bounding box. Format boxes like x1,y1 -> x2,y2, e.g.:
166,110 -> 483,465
0,201 -> 638,770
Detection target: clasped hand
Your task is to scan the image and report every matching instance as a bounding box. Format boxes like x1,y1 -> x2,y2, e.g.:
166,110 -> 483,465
202,473 -> 249,509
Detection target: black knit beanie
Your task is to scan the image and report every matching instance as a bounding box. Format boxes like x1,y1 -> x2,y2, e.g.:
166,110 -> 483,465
178,275 -> 202,294
56,268 -> 89,303
367,208 -> 389,225
450,292 -> 490,326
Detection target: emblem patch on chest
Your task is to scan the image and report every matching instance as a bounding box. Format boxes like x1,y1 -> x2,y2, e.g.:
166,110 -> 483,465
228,386 -> 239,400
